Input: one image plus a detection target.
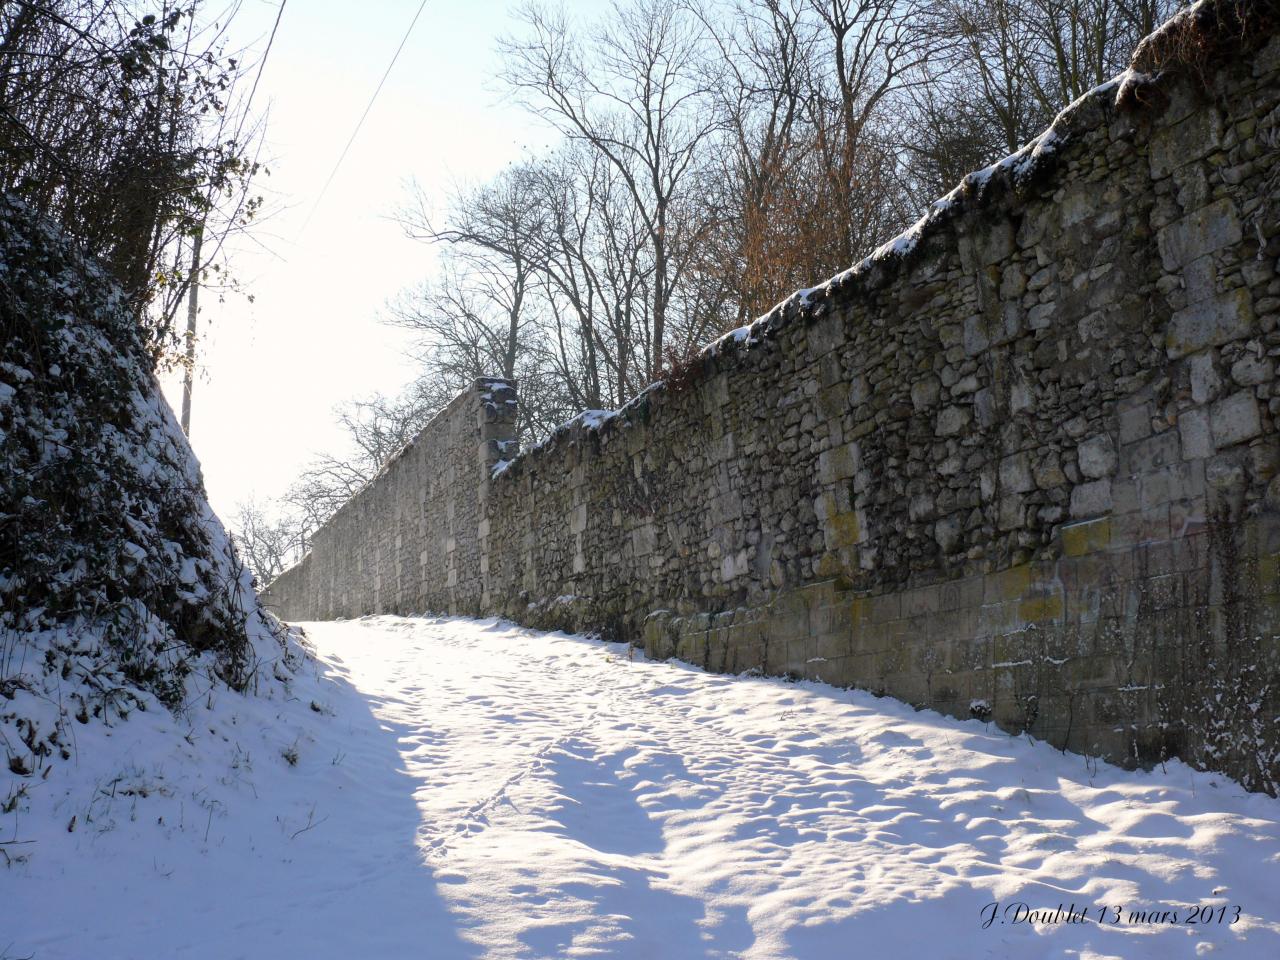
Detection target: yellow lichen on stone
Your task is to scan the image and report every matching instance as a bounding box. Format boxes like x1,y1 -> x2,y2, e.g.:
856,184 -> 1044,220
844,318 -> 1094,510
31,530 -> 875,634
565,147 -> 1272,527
1019,589 -> 1065,624
1260,551 -> 1280,597
990,563 -> 1033,601
1062,517 -> 1112,557
815,552 -> 844,578
829,510 -> 862,548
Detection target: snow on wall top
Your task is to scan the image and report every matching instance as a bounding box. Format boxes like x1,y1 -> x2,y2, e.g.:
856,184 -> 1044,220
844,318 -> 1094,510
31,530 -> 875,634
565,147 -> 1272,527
490,0 -> 1279,477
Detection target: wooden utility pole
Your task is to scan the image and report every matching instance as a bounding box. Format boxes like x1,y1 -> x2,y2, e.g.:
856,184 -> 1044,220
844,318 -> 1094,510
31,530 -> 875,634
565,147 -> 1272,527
180,227 -> 203,435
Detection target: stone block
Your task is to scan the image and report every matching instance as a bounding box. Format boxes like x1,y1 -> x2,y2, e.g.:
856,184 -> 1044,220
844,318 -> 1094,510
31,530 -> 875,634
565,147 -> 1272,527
1169,498 -> 1208,538
937,404 -> 972,436
974,221 -> 1015,267
1062,517 -> 1112,557
818,441 -> 860,484
1000,452 -> 1035,493
1182,254 -> 1219,306
1167,460 -> 1206,501
1147,570 -> 1186,611
1141,467 -> 1175,509
985,563 -> 1033,604
884,669 -> 934,706
868,593 -> 901,624
1178,406 -> 1214,459
809,599 -> 847,638
807,312 -> 846,358
1166,290 -> 1254,359
1070,479 -> 1113,519
845,651 -> 880,683
977,603 -> 1013,637
974,388 -> 997,428
1032,453 -> 1067,490
935,515 -> 964,554
1113,478 -> 1141,513
1120,431 -> 1181,476
1028,302 -> 1056,330
1211,390 -> 1263,448
1078,434 -> 1118,479
1188,350 -> 1223,404
812,628 -> 851,662
821,507 -> 864,550
1149,108 -> 1222,179
808,656 -> 852,686
816,384 -> 847,420
1231,354 -> 1272,386
1157,198 -> 1242,272
931,608 -> 980,646
962,314 -> 989,356
911,375 -> 941,411
998,494 -> 1026,531
902,584 -> 941,618
1019,587 -> 1065,625
1118,403 -> 1152,444
1124,506 -> 1172,545
938,575 -> 984,612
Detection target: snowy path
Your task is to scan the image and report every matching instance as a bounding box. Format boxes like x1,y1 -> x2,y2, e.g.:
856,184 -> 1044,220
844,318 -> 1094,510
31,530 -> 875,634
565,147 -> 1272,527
5,616 -> 1280,958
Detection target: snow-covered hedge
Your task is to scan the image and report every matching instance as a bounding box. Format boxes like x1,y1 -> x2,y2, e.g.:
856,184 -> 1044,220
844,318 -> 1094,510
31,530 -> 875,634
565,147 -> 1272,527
0,193 -> 298,779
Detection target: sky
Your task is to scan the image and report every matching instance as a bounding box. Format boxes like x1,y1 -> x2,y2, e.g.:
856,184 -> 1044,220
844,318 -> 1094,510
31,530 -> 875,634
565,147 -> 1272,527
159,0 -> 580,521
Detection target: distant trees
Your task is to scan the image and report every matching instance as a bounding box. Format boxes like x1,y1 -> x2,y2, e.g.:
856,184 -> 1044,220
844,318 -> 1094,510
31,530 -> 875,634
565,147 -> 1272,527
900,0 -> 1179,205
281,0 -> 1184,543
0,0 -> 267,358
501,0 -> 724,382
230,498 -> 299,587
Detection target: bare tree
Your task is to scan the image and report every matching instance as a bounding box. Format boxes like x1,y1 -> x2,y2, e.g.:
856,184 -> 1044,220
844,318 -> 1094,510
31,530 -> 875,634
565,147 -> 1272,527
397,167 -> 548,381
529,144 -> 656,407
696,0 -> 823,320
281,0 -> 1193,539
899,0 -> 1182,201
500,0 -> 720,379
230,497 -> 303,586
0,1 -> 267,358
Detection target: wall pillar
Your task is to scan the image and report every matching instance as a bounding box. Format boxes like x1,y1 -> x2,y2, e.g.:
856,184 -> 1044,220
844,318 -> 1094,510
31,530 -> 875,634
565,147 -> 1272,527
477,378 -> 518,611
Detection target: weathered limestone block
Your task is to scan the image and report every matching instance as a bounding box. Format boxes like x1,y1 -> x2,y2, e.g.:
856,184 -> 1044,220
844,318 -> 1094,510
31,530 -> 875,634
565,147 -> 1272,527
1078,435 -> 1118,479
1211,390 -> 1264,448
937,405 -> 972,436
1157,198 -> 1243,272
1231,352 -> 1272,385
1168,290 -> 1255,358
1071,480 -> 1113,519
1149,108 -> 1223,179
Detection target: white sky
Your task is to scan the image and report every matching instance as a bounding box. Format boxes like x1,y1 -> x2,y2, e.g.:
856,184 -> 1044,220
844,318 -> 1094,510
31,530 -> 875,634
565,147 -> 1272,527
160,0 -> 582,520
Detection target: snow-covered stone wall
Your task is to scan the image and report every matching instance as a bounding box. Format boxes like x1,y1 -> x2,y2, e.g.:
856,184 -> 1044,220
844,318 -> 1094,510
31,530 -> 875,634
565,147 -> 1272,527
262,378 -> 517,620
267,7 -> 1280,792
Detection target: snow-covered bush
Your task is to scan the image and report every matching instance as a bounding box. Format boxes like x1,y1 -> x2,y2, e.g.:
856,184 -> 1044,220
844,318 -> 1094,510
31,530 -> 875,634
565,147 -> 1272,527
0,193 -> 300,778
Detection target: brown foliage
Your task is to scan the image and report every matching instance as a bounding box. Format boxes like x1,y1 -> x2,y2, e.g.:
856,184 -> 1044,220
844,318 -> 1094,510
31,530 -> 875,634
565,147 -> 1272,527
1119,0 -> 1280,109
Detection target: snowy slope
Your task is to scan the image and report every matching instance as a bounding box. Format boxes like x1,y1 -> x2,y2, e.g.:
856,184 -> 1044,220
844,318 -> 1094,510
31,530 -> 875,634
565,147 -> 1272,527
4,616 -> 1278,959
1,192 -> 309,872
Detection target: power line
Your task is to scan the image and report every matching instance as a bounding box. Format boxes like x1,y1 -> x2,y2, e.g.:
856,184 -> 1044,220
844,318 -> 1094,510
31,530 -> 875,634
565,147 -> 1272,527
183,0 -> 288,436
240,0 -> 289,137
204,0 -> 288,268
302,0 -> 429,230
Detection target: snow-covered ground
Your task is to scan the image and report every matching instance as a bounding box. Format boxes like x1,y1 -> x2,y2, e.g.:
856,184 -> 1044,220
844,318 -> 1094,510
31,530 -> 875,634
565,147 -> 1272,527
4,616 -> 1279,959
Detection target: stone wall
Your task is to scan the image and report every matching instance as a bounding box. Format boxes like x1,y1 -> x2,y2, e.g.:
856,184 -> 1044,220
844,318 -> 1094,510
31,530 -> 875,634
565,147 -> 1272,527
266,18 -> 1280,792
263,378 -> 517,620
